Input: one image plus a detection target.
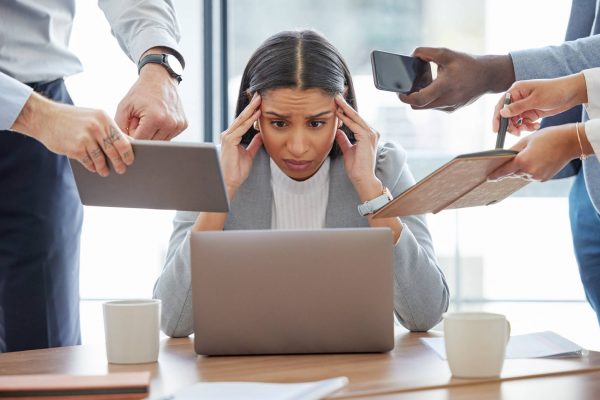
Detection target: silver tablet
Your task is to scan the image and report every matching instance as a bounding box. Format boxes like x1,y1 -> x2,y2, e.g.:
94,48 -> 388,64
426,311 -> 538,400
70,140 -> 228,212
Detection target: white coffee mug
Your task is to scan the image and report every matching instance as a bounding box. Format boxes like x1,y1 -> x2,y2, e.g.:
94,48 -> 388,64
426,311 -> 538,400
103,299 -> 161,364
443,312 -> 511,378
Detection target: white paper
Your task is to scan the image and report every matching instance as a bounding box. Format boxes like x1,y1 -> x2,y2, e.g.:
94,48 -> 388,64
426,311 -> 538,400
421,331 -> 584,360
151,376 -> 349,400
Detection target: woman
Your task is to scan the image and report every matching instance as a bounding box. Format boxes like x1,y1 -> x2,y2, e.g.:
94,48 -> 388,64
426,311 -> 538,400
153,30 -> 449,337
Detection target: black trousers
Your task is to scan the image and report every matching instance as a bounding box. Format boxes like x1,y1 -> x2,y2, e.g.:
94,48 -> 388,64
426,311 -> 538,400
0,78 -> 83,352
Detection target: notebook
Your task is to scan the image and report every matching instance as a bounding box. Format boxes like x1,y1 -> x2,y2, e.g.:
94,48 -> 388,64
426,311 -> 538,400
421,331 -> 584,360
0,372 -> 150,399
150,377 -> 349,400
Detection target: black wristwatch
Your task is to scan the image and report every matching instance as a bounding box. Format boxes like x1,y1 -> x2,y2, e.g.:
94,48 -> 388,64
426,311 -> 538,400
137,53 -> 183,84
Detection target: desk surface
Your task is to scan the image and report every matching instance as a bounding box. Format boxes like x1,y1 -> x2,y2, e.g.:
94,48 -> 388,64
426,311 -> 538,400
1,332 -> 600,399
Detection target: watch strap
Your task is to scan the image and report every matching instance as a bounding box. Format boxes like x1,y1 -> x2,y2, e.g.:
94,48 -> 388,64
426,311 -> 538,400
137,54 -> 182,83
357,187 -> 393,216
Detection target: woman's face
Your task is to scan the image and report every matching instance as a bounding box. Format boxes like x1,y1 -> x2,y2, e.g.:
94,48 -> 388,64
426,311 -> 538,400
258,88 -> 340,181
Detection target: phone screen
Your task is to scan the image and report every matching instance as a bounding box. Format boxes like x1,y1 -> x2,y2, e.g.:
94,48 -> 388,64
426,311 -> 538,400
371,51 -> 432,94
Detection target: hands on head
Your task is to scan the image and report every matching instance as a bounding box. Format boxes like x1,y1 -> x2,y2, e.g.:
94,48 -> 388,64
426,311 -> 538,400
219,92 -> 263,199
334,94 -> 384,200
218,90 -> 383,203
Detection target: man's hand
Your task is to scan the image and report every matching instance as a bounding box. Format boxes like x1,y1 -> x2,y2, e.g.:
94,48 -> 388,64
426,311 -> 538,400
11,92 -> 134,176
115,48 -> 187,140
398,47 -> 515,112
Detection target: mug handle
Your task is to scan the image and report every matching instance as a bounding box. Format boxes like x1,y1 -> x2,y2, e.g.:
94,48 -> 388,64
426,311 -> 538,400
505,320 -> 511,343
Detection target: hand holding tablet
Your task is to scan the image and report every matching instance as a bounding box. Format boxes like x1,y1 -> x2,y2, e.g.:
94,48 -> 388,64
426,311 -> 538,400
70,140 -> 229,212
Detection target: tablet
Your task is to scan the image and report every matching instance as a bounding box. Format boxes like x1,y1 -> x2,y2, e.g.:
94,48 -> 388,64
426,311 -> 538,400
374,149 -> 529,218
70,140 -> 229,212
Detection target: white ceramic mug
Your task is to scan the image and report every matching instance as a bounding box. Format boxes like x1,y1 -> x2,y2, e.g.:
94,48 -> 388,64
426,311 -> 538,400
443,312 -> 511,378
103,299 -> 161,364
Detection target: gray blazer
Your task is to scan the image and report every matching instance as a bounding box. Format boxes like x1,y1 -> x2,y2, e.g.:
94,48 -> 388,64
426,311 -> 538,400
153,142 -> 449,337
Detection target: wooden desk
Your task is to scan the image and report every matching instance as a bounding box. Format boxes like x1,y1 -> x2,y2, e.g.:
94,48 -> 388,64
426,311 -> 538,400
1,332 -> 600,399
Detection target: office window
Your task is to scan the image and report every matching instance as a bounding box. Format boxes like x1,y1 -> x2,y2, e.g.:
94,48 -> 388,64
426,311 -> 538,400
67,0 -> 203,343
224,0 -> 580,301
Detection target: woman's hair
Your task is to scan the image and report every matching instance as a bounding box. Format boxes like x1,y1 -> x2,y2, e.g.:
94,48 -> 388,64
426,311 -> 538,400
236,29 -> 357,158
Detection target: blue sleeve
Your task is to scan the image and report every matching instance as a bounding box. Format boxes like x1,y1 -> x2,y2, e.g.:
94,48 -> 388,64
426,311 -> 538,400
511,35 -> 600,80
0,72 -> 33,130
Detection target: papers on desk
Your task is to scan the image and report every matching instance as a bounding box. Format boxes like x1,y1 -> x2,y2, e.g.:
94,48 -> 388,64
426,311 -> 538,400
151,376 -> 349,400
421,331 -> 584,360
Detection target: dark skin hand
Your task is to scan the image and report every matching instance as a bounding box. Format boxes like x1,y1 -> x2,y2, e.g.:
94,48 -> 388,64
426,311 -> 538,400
398,47 -> 516,112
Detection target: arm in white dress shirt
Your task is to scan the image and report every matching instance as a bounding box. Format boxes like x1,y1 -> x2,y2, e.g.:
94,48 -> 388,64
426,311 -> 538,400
97,0 -> 187,140
3,71 -> 133,176
583,68 -> 600,156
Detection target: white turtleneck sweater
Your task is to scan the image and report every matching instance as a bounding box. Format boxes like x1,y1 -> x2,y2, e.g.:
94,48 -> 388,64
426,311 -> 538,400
270,157 -> 330,230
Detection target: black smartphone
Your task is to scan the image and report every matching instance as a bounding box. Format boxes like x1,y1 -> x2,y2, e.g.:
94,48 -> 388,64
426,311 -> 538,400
370,50 -> 432,94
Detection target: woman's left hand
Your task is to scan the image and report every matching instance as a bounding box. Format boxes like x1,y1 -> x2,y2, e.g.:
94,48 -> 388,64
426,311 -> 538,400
334,94 -> 384,201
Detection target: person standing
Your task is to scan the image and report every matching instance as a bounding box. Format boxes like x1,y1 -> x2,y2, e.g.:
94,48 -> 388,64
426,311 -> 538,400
0,0 -> 187,352
398,0 -> 600,324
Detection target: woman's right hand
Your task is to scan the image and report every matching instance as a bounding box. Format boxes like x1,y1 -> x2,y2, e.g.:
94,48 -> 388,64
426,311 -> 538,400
219,93 -> 263,199
492,73 -> 588,135
488,124 -> 583,182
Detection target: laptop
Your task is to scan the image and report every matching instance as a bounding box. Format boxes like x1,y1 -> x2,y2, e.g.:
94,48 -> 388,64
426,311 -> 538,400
70,140 -> 229,212
190,228 -> 395,356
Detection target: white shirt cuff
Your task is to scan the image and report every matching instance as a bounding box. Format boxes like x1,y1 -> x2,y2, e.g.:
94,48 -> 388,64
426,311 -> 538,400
129,27 -> 184,66
585,119 -> 600,157
583,68 -> 600,119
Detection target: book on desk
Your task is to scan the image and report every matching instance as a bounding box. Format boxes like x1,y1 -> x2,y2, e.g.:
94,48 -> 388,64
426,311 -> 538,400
0,372 -> 150,399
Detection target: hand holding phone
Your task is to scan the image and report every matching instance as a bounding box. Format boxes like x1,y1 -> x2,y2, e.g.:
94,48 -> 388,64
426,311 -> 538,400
371,50 -> 432,94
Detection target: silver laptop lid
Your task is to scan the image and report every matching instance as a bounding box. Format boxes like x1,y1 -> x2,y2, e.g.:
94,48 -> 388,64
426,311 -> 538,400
190,228 -> 394,356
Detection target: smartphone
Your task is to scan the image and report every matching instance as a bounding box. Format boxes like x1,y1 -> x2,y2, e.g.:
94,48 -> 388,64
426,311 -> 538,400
370,50 -> 432,94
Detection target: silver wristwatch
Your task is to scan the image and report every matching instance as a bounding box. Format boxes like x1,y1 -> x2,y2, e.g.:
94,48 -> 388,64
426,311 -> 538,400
357,187 -> 393,216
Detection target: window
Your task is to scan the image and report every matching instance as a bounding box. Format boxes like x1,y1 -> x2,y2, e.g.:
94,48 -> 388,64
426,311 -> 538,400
68,0 -> 204,343
223,0 -> 581,302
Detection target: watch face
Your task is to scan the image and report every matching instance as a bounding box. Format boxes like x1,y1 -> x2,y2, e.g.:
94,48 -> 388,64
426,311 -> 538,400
165,54 -> 183,76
